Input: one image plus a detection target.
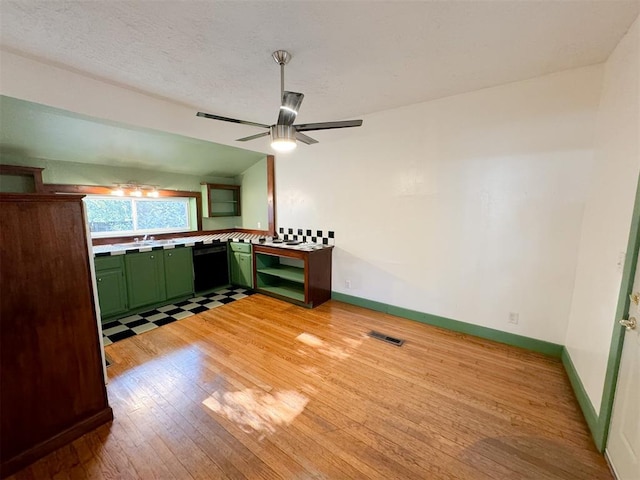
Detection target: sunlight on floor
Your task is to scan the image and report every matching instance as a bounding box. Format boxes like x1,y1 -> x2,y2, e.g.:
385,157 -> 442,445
202,388 -> 309,436
295,332 -> 364,360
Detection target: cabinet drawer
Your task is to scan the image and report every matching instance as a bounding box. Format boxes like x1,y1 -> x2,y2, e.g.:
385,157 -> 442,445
229,242 -> 252,254
94,255 -> 124,271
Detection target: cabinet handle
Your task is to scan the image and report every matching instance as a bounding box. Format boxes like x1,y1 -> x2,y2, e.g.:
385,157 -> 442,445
98,278 -> 102,282
168,253 -> 172,257
150,255 -> 154,259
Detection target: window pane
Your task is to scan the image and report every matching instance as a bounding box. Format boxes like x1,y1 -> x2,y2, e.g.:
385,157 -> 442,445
135,199 -> 189,230
85,198 -> 134,233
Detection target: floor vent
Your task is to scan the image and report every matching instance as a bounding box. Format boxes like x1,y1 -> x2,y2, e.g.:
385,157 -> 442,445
368,330 -> 405,346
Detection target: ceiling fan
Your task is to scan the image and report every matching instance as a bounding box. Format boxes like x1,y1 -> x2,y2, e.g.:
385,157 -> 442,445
196,50 -> 363,153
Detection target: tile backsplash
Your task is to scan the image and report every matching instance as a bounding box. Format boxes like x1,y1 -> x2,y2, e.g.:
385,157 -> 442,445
278,227 -> 335,246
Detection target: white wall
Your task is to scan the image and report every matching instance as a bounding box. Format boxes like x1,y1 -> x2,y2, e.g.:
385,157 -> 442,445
277,65 -> 603,344
564,17 -> 640,412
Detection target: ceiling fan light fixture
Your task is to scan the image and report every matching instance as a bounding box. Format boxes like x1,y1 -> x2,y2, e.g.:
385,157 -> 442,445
270,125 -> 297,153
197,50 -> 362,149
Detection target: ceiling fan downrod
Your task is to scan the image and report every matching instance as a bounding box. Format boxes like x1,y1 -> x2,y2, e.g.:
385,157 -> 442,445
272,50 -> 291,100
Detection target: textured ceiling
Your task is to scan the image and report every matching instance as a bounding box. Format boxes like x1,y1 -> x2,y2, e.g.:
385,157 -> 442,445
1,1 -> 638,127
0,95 -> 265,177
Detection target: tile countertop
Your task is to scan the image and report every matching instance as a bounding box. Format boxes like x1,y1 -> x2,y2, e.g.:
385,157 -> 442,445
93,233 -> 332,256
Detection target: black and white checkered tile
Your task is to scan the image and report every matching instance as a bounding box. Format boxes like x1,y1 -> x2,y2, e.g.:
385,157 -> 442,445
101,287 -> 254,346
278,227 -> 335,245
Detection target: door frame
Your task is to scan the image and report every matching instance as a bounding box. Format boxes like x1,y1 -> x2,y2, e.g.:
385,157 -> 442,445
597,173 -> 640,451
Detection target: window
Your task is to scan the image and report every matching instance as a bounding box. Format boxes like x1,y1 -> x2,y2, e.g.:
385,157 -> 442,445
84,196 -> 191,237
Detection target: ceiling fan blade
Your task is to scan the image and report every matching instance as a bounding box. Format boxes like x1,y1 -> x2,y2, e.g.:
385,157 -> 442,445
295,132 -> 319,145
236,131 -> 271,142
294,120 -> 363,132
277,91 -> 304,126
196,112 -> 270,129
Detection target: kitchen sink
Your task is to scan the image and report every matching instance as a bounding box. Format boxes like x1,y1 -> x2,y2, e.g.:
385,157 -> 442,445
113,238 -> 183,248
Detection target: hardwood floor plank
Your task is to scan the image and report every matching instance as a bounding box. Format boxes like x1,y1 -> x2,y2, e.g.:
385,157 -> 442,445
9,295 -> 611,479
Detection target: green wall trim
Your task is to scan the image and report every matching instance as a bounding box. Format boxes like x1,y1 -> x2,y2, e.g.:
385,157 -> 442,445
561,347 -> 601,447
331,291 -> 563,358
596,172 -> 640,452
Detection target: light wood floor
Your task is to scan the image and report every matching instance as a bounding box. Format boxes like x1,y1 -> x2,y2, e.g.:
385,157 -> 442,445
11,295 -> 612,479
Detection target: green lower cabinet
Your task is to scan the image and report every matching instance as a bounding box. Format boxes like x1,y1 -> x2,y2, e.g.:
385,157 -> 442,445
95,246 -> 195,320
230,250 -> 253,288
164,247 -> 194,299
95,257 -> 128,319
237,252 -> 253,288
125,251 -> 166,310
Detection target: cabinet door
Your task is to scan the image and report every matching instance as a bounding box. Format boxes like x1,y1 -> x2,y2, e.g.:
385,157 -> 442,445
229,251 -> 241,286
125,251 -> 166,309
96,269 -> 128,318
238,253 -> 253,288
164,247 -> 194,299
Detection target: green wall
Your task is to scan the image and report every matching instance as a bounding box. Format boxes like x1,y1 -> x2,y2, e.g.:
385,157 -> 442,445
237,158 -> 268,230
0,155 -> 226,192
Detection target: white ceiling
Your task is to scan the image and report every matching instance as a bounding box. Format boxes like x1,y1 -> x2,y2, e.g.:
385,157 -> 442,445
1,0 -> 638,128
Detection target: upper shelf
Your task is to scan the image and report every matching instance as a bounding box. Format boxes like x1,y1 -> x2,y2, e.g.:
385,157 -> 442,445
202,183 -> 241,217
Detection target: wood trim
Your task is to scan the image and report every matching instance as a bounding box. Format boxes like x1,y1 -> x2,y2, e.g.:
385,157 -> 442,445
199,183 -> 239,191
44,184 -> 113,195
0,164 -> 45,192
44,183 -> 204,233
0,193 -> 86,202
0,407 -> 113,478
253,243 -> 307,260
46,183 -> 200,199
267,155 -> 275,235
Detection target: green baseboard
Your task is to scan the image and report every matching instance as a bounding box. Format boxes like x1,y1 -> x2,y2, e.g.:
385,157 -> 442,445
561,347 -> 603,451
331,291 -> 563,357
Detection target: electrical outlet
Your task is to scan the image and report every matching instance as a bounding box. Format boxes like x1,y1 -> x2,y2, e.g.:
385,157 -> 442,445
345,280 -> 352,289
257,222 -> 261,229
509,312 -> 519,325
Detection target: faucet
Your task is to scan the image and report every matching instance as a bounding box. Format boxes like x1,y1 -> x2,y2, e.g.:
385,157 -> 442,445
142,234 -> 148,241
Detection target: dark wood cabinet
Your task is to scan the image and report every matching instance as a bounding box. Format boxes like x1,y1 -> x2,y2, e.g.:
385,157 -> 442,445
202,183 -> 241,217
0,194 -> 113,477
253,245 -> 333,308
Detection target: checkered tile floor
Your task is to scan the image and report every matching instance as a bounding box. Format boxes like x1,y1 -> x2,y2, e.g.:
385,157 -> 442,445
101,287 -> 254,346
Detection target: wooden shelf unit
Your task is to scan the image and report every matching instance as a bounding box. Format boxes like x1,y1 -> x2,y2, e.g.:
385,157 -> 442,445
253,244 -> 333,308
202,183 -> 241,217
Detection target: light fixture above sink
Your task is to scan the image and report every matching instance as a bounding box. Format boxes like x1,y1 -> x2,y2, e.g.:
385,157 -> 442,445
111,182 -> 159,197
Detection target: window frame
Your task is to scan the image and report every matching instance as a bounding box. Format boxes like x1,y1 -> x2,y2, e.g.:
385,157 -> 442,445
44,183 -> 202,237
84,194 -> 193,238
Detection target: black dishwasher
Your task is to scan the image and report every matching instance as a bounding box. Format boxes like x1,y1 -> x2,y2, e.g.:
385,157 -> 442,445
192,243 -> 229,293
